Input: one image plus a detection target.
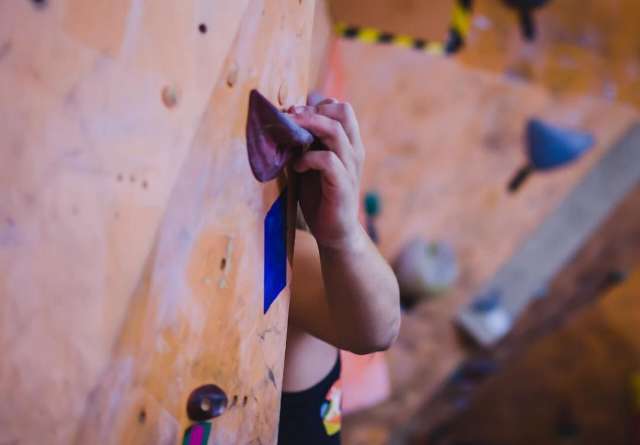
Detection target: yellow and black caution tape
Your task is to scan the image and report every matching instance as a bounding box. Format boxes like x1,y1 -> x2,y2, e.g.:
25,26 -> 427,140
334,0 -> 473,56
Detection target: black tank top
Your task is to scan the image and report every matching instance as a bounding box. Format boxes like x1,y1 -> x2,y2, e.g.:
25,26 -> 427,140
278,355 -> 342,445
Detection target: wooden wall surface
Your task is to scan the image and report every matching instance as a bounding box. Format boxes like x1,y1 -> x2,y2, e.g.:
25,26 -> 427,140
422,266 -> 640,445
0,1 -> 315,444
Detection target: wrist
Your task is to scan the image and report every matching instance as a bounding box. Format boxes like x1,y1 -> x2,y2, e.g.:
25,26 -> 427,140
316,223 -> 368,255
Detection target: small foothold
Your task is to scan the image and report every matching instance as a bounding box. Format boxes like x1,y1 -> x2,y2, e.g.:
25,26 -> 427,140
471,290 -> 502,313
31,0 -> 47,9
116,173 -> 123,182
142,180 -> 148,189
198,23 -> 207,34
138,409 -> 146,424
278,82 -> 288,106
186,384 -> 228,422
364,191 -> 381,243
220,258 -> 227,270
364,191 -> 381,217
242,396 -> 248,406
161,85 -> 179,109
226,64 -> 239,87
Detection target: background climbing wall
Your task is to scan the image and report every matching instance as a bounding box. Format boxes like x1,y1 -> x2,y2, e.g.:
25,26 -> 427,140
308,1 -> 640,443
0,1 -> 315,444
420,267 -> 640,445
335,40 -> 638,445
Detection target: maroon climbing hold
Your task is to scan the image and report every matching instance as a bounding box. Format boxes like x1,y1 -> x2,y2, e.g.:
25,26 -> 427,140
186,384 -> 228,422
246,89 -> 314,182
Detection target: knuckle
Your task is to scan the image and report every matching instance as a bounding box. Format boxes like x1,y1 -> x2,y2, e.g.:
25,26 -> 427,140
331,117 -> 343,131
335,103 -> 349,122
324,151 -> 341,168
326,119 -> 342,136
342,102 -> 355,119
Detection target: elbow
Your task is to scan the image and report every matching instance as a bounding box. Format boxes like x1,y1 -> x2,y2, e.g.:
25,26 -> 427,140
375,314 -> 402,352
347,313 -> 402,356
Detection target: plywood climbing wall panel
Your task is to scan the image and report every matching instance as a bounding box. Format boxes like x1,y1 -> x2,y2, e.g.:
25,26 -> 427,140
0,1 -> 315,444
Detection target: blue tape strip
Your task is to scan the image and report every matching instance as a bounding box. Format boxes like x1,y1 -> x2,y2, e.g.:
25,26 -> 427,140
264,188 -> 288,313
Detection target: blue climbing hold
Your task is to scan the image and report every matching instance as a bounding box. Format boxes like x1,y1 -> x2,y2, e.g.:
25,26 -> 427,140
527,119 -> 595,170
470,289 -> 502,314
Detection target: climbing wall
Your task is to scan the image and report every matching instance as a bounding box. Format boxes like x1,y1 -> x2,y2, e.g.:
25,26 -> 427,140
307,1 -> 640,441
0,1 -> 315,444
336,41 -> 638,444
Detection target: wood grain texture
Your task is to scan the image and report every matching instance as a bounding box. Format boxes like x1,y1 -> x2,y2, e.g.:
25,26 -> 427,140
0,0 -> 315,444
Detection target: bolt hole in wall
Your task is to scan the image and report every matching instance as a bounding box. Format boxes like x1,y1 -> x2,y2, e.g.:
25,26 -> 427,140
161,85 -> 179,109
198,23 -> 207,34
31,0 -> 46,9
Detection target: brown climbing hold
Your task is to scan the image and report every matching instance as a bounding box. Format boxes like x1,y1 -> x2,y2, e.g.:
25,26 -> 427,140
186,384 -> 228,422
161,85 -> 179,109
246,89 -> 314,182
226,63 -> 239,88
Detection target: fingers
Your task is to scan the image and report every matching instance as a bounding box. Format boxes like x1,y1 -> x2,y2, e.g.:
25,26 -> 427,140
293,150 -> 350,189
290,108 -> 355,174
315,102 -> 363,159
307,92 -> 337,107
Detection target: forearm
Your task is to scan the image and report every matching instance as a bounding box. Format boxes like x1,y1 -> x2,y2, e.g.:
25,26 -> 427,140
318,224 -> 401,354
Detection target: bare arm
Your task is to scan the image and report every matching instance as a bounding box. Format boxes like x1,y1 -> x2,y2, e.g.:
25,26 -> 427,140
287,100 -> 401,355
